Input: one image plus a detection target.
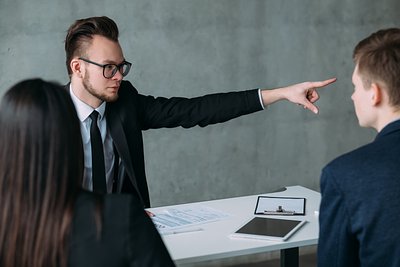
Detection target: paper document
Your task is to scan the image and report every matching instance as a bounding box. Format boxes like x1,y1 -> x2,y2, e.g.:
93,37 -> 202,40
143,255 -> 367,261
254,196 -> 306,215
149,204 -> 231,234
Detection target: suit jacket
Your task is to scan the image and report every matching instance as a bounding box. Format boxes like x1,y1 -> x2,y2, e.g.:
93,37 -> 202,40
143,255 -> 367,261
68,190 -> 175,267
318,119 -> 400,267
105,80 -> 263,207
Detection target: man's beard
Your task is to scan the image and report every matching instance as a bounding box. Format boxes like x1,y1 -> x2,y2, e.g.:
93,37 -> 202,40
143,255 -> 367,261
82,72 -> 119,103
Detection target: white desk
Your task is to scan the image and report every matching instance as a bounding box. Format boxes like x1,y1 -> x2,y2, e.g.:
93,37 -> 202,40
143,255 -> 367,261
149,185 -> 320,267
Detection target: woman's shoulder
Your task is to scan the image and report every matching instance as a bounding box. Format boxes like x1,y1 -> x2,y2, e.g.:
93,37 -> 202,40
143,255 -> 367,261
74,190 -> 142,216
71,191 -> 146,246
70,191 -> 175,267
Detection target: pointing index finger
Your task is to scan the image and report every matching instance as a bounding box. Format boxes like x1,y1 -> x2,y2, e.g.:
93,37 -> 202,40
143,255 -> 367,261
310,77 -> 337,89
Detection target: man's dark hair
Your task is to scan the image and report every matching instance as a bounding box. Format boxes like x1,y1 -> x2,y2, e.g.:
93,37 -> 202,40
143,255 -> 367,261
65,16 -> 119,76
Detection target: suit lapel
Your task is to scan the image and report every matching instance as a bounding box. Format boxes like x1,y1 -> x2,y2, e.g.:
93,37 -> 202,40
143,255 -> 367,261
106,105 -> 142,201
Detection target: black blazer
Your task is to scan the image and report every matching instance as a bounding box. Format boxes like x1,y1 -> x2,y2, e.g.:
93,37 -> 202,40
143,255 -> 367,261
69,81 -> 263,207
106,80 -> 263,207
68,190 -> 175,267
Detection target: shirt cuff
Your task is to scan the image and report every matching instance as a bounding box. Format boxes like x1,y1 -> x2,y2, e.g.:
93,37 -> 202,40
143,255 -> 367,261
258,89 -> 266,110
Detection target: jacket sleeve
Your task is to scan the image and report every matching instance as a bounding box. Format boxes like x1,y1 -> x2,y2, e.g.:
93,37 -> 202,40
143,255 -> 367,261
117,81 -> 263,130
317,166 -> 359,267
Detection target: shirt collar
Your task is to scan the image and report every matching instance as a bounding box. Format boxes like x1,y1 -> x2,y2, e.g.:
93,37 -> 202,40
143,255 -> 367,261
375,119 -> 400,141
69,84 -> 106,122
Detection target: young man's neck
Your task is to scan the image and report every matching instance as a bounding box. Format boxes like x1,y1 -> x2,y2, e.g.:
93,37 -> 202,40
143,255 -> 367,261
375,108 -> 400,132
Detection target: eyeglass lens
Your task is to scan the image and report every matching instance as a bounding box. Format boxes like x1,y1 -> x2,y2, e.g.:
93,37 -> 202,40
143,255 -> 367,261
103,63 -> 131,78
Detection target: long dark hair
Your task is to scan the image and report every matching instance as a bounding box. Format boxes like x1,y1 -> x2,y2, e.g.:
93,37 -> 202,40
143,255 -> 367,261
0,79 -> 84,267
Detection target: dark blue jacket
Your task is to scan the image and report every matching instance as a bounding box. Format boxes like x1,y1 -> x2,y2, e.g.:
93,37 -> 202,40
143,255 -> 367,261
318,119 -> 400,267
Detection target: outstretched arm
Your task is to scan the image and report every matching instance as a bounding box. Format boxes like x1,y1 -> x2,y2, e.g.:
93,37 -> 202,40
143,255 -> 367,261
260,78 -> 336,114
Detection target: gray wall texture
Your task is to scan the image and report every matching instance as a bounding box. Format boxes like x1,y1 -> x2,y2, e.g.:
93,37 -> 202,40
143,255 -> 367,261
1,0 -> 399,207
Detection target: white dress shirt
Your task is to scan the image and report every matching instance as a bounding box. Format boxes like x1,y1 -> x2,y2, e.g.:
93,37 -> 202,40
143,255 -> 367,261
69,86 -> 115,193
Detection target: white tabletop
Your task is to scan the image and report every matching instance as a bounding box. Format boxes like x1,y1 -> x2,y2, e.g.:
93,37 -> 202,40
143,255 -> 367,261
149,185 -> 321,265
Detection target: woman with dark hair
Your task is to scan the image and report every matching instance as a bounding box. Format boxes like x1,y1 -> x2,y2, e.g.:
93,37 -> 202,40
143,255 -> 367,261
0,79 -> 175,267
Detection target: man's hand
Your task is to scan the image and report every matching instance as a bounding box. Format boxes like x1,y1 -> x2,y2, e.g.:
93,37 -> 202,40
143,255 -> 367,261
146,210 -> 155,217
261,78 -> 337,114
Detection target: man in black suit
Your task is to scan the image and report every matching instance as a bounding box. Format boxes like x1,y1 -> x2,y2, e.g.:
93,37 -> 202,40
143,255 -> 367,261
318,28 -> 400,267
65,16 -> 335,207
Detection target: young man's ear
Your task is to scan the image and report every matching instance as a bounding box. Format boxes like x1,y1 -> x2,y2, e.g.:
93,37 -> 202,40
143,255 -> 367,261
70,58 -> 83,78
370,82 -> 383,106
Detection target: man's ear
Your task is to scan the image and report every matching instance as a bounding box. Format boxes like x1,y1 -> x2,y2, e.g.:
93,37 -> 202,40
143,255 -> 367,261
370,82 -> 383,106
70,58 -> 83,78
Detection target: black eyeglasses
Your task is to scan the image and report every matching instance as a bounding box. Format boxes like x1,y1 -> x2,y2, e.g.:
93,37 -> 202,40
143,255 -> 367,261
79,57 -> 132,79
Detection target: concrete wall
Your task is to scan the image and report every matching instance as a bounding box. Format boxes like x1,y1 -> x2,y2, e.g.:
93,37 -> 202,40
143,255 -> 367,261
1,0 -> 399,208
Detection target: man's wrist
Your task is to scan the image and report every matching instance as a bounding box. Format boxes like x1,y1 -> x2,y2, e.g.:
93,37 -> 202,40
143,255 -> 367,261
260,87 -> 286,106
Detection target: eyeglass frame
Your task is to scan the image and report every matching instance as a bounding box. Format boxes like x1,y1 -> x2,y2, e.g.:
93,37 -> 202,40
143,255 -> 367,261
78,57 -> 132,79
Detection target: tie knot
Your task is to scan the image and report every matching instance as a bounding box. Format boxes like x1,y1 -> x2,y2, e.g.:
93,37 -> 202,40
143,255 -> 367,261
90,110 -> 99,122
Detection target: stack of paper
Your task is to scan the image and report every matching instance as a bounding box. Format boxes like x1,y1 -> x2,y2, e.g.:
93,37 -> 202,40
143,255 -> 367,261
149,204 -> 231,235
